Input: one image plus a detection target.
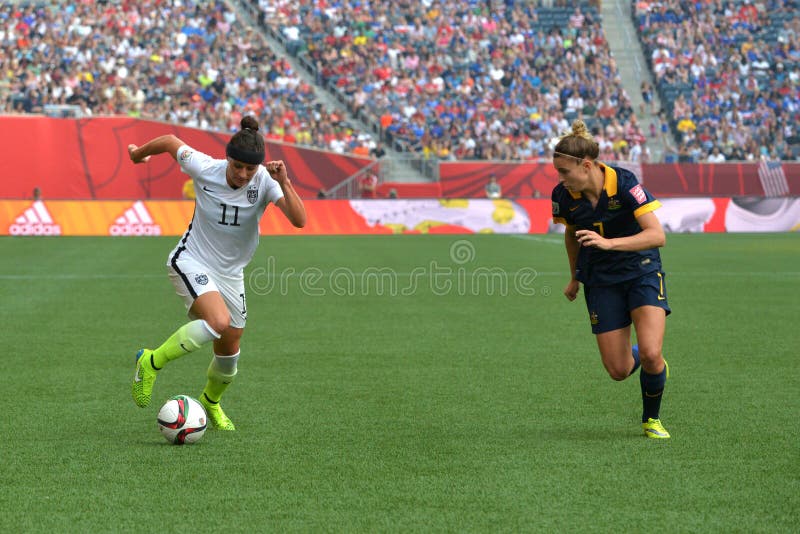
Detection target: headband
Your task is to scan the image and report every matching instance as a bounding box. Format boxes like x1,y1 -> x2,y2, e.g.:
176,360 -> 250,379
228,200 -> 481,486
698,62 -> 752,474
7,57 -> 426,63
552,151 -> 587,161
226,143 -> 265,165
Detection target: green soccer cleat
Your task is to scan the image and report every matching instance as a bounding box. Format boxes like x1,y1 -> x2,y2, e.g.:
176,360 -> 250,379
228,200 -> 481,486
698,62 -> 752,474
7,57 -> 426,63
642,418 -> 670,439
200,395 -> 236,431
132,349 -> 157,408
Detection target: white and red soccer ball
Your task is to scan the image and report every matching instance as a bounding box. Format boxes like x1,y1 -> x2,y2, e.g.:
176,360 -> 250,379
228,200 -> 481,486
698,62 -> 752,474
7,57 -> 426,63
157,395 -> 207,445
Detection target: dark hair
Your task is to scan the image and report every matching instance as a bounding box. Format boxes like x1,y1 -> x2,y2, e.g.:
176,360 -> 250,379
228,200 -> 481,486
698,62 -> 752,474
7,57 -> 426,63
226,116 -> 265,164
553,120 -> 599,161
230,116 -> 263,151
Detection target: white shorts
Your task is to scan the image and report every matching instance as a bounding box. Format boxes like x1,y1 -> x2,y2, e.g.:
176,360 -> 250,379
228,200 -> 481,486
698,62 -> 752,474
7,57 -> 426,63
167,256 -> 247,329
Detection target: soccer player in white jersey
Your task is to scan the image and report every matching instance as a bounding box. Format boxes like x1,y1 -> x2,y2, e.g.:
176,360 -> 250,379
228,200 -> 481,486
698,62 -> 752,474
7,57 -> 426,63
127,116 -> 306,430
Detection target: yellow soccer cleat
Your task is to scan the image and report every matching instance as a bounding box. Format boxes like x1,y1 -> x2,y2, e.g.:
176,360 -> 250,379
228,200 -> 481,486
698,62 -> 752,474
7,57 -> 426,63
642,418 -> 670,439
132,349 -> 157,408
200,395 -> 236,431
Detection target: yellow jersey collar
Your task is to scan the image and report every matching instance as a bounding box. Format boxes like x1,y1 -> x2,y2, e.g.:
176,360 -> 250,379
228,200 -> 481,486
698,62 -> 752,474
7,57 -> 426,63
599,162 -> 617,196
567,162 -> 617,199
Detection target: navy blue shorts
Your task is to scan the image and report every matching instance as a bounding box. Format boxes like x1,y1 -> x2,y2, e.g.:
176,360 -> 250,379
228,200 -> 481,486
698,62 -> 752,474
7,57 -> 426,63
583,271 -> 671,334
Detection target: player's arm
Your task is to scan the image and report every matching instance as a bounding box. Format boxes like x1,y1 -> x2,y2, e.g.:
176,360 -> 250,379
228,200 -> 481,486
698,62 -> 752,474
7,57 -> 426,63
564,224 -> 579,277
563,224 -> 580,301
575,211 -> 665,251
267,160 -> 307,228
128,135 -> 185,164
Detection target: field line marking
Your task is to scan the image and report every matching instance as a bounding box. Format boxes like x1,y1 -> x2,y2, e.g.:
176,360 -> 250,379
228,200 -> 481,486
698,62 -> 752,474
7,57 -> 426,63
1,271 -> 798,280
509,234 -> 564,245
0,274 -> 165,279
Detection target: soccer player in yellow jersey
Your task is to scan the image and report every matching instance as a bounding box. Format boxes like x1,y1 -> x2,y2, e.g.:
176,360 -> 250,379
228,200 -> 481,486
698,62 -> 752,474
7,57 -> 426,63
551,120 -> 671,439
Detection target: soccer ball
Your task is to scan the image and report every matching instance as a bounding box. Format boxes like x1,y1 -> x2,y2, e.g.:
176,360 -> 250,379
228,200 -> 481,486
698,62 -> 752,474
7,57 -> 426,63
157,395 -> 207,445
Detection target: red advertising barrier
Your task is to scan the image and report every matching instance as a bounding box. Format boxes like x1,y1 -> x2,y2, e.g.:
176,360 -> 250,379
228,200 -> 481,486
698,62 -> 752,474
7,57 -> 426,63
3,198 -> 798,236
2,117 -> 797,201
0,116 -> 371,200
643,163 -> 783,197
439,161 -> 558,198
439,161 -> 800,198
376,182 -> 443,198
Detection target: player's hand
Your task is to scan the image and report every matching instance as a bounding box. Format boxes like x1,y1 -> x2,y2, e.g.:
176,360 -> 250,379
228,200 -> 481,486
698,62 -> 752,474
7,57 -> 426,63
128,144 -> 150,164
575,229 -> 612,250
265,160 -> 288,184
564,279 -> 580,301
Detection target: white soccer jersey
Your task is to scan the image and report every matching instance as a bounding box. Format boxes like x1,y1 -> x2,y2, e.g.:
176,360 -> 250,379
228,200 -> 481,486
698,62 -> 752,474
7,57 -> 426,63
167,145 -> 284,276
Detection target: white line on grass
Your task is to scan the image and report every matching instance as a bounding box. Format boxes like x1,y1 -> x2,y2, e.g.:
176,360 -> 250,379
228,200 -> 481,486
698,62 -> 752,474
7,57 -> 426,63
1,271 -> 798,280
509,234 -> 564,245
0,274 -> 166,279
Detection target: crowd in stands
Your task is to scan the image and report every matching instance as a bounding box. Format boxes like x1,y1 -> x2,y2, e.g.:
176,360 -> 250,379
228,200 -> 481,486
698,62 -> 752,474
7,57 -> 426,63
634,0 -> 800,162
3,0 -> 796,164
0,0 -> 376,155
255,0 -> 654,162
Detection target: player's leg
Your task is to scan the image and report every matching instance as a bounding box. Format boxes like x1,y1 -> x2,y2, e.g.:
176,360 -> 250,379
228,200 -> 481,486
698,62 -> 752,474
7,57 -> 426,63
585,284 -> 639,380
200,327 -> 242,431
132,292 -> 227,408
630,271 -> 672,438
595,327 -> 637,380
632,305 -> 670,438
199,273 -> 247,430
152,292 -> 228,367
132,264 -> 229,408
632,306 -> 666,375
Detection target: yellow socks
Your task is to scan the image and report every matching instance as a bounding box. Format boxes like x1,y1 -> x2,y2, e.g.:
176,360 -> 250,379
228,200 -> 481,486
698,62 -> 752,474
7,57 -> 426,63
151,320 -> 220,369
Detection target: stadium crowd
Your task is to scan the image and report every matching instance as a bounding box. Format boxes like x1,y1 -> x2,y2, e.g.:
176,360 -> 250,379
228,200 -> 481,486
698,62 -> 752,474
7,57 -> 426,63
634,0 -> 800,162
255,0 -> 652,162
0,0 -> 376,155
3,0 -> 796,163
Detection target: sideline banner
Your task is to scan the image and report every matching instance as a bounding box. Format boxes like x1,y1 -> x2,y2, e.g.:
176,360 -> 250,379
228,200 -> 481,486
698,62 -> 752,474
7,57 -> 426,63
439,161 -> 800,198
1,198 -> 798,236
0,116 -> 370,200
2,117 -> 797,200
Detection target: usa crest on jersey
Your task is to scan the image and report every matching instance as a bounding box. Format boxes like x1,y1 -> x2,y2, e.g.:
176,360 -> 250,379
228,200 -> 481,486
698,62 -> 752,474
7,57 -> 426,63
247,185 -> 259,205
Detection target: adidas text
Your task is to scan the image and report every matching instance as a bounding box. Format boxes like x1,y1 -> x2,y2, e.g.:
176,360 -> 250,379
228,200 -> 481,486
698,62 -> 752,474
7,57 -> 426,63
109,223 -> 161,236
9,223 -> 62,236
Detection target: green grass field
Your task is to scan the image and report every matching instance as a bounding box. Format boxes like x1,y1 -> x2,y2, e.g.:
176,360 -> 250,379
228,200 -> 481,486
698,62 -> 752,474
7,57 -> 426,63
1,233 -> 798,532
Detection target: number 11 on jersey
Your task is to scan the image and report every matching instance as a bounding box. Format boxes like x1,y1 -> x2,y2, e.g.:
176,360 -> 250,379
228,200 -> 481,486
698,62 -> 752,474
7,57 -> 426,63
218,203 -> 240,226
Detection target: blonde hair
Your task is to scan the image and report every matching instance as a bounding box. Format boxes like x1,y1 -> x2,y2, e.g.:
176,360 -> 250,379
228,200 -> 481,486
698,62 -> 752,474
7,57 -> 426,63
553,120 -> 599,161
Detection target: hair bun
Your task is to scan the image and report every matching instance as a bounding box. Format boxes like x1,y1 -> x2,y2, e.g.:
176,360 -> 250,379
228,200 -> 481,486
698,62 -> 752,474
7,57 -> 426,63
571,120 -> 588,137
240,116 -> 260,132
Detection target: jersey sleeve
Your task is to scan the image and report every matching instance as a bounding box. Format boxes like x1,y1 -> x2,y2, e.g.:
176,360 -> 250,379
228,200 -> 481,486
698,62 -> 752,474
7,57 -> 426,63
551,186 -> 571,226
261,168 -> 285,205
176,145 -> 215,179
622,180 -> 661,218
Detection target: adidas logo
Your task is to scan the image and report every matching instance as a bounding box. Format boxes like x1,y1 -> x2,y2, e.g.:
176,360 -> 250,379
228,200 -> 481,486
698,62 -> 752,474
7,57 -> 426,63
9,201 -> 62,236
109,201 -> 162,236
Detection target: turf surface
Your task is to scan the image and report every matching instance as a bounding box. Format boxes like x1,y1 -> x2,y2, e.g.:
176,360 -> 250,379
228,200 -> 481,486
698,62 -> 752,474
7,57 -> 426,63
1,234 -> 798,532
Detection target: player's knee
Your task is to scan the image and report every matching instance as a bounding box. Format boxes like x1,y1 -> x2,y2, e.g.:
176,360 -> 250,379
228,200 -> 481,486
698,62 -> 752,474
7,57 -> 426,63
607,367 -> 629,381
603,359 -> 631,381
205,313 -> 231,335
638,347 -> 663,368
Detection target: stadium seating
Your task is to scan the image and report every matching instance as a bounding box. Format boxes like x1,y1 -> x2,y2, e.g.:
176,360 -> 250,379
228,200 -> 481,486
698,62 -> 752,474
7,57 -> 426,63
633,0 -> 800,162
252,0 -> 649,161
0,0 -> 375,155
3,0 -> 795,165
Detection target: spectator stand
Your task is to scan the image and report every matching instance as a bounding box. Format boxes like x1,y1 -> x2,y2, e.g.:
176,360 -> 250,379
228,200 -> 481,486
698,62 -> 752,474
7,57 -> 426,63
250,0 -> 647,163
633,0 -> 800,162
0,0 -> 376,156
